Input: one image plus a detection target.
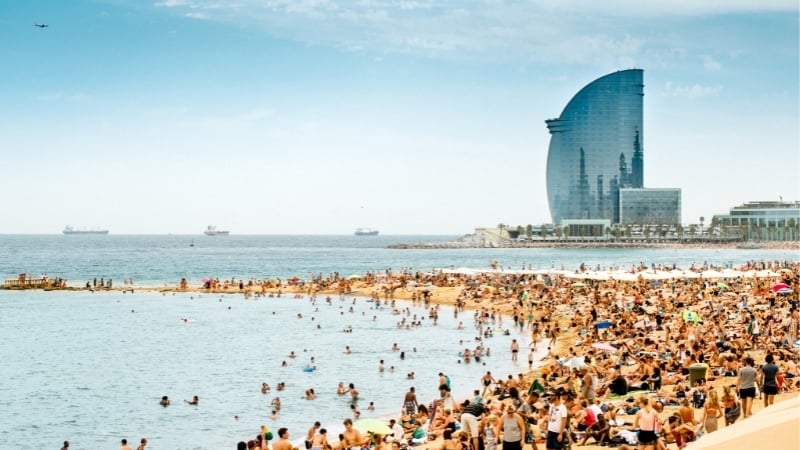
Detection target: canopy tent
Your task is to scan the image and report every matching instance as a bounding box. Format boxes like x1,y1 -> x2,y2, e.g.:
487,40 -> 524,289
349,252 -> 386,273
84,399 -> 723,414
682,309 -> 703,323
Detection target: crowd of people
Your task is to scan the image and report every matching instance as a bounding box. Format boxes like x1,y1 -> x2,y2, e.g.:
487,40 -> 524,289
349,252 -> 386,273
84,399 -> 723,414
224,260 -> 799,450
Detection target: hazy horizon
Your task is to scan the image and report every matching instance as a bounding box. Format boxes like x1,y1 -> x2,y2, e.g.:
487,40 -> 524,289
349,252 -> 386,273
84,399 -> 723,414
2,1 -> 798,235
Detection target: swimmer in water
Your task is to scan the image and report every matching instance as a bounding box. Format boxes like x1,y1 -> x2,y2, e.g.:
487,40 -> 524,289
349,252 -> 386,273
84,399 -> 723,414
262,383 -> 270,393
185,395 -> 199,405
337,382 -> 348,395
289,351 -> 297,359
160,396 -> 170,407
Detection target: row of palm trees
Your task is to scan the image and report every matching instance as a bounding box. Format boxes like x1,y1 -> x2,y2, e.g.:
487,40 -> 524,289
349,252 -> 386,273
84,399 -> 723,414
497,217 -> 800,242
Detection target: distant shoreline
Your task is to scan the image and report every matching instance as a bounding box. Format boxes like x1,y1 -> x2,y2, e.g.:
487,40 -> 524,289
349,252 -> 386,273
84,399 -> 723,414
388,239 -> 800,250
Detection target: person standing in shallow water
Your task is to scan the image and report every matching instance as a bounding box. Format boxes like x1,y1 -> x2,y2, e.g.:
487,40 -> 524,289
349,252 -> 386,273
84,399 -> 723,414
510,339 -> 519,361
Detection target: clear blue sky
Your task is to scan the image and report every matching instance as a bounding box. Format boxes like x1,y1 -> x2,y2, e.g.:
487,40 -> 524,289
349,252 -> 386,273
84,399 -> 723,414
1,0 -> 798,234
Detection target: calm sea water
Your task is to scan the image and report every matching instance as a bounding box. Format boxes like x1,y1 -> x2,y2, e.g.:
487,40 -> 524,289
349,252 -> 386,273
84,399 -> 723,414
1,234 -> 797,286
0,235 -> 797,449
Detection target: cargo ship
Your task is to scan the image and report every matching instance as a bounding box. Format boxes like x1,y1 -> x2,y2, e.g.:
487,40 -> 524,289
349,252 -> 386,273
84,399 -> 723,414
63,226 -> 109,235
203,225 -> 230,236
354,228 -> 379,236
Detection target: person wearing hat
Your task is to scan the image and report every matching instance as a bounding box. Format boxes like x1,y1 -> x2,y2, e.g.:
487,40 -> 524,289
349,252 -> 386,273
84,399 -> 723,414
545,391 -> 567,450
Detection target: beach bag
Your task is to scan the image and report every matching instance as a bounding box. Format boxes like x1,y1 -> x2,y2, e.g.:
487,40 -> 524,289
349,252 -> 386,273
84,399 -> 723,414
725,402 -> 741,423
692,390 -> 705,408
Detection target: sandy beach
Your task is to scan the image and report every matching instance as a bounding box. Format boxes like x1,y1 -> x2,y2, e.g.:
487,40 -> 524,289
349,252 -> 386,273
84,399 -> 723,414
9,258 -> 799,449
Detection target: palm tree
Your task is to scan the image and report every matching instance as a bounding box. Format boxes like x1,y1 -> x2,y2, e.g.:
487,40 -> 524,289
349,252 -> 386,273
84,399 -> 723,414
554,226 -> 562,241
699,216 -> 705,235
539,225 -> 548,241
526,224 -> 533,238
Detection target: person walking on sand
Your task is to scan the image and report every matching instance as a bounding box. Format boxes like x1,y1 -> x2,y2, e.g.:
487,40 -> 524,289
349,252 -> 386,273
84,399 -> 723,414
546,391 -> 568,450
760,353 -> 779,408
497,405 -> 527,450
736,356 -> 758,418
633,396 -> 658,450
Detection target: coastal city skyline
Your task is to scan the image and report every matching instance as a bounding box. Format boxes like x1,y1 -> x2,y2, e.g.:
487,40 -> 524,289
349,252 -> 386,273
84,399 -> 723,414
1,1 -> 798,234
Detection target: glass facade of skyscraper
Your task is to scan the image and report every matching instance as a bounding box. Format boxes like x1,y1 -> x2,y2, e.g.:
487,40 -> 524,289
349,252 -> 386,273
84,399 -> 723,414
545,69 -> 644,224
619,188 -> 682,225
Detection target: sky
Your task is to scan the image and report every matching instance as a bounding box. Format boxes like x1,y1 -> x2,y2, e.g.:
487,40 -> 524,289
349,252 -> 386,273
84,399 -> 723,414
0,0 -> 798,235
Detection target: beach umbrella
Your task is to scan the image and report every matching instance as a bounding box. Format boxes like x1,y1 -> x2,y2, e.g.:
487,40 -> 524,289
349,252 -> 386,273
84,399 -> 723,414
772,283 -> 790,292
567,357 -> 586,370
776,288 -> 793,295
201,278 -> 210,283
717,282 -> 730,290
353,418 -> 393,435
571,282 -> 587,287
591,342 -> 617,352
348,274 -> 362,280
649,281 -> 663,287
595,320 -> 614,329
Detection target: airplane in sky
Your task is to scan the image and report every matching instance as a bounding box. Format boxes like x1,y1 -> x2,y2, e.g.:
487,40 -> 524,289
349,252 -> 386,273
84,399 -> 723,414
34,23 -> 48,28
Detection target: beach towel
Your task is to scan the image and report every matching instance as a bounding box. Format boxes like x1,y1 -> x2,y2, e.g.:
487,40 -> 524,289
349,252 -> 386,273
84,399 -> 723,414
606,390 -> 648,400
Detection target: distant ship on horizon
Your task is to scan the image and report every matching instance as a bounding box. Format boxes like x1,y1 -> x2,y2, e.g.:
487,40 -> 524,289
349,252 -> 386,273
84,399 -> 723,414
63,225 -> 109,235
203,225 -> 230,236
354,227 -> 379,236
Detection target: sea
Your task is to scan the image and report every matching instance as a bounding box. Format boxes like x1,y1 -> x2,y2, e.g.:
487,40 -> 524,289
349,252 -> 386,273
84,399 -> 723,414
0,234 -> 797,450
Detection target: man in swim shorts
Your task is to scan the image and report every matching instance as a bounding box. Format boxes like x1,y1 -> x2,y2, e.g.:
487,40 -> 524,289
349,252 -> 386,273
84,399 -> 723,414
404,387 -> 418,414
